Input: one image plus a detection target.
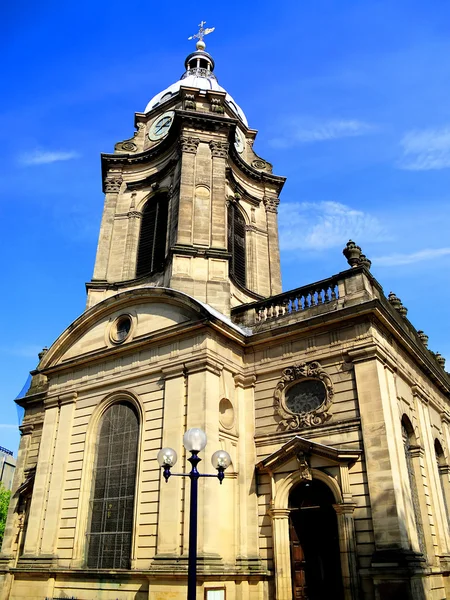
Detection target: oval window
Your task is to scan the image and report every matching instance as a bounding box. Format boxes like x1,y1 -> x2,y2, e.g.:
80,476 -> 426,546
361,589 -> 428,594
285,380 -> 326,415
112,315 -> 132,343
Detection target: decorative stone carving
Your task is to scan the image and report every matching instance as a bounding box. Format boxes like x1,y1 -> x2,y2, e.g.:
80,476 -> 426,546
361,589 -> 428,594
359,254 -> 372,269
274,361 -> 333,430
296,452 -> 312,480
435,353 -> 446,369
417,330 -> 429,347
210,97 -> 224,114
179,136 -> 200,154
209,140 -> 229,158
252,159 -> 266,170
127,211 -> 142,219
388,292 -> 408,317
104,173 -> 123,193
343,240 -> 362,267
116,141 -> 138,152
184,93 -> 197,110
264,196 -> 280,213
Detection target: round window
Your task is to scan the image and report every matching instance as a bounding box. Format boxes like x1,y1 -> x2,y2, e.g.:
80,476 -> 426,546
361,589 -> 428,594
112,315 -> 132,343
285,380 -> 326,415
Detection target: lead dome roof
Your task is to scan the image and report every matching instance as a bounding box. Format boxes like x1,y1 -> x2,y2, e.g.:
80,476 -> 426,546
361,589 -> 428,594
144,46 -> 248,127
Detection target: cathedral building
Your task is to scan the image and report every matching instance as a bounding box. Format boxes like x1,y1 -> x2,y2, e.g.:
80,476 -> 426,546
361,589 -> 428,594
1,26 -> 450,600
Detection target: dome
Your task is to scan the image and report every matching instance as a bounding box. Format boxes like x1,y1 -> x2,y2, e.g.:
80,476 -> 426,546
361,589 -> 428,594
144,47 -> 248,127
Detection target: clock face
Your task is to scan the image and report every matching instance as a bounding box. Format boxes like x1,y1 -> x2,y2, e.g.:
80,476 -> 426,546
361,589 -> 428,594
148,111 -> 175,141
234,128 -> 245,154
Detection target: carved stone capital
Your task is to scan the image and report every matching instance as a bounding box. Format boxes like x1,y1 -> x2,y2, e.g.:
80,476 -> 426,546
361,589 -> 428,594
179,136 -> 200,154
127,210 -> 142,219
104,173 -> 123,193
209,140 -> 229,158
19,423 -> 34,436
264,196 -> 279,213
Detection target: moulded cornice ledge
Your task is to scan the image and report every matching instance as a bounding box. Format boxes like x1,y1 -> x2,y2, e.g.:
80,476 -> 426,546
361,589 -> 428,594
161,363 -> 187,380
411,384 -> 429,404
183,356 -> 223,376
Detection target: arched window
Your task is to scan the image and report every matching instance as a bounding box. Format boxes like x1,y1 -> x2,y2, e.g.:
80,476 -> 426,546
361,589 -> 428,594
136,194 -> 168,278
435,439 -> 449,521
227,202 -> 246,288
401,416 -> 426,554
87,402 -> 139,569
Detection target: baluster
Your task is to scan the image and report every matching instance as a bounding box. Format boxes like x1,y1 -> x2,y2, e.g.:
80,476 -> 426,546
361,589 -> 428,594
331,285 -> 337,300
320,288 -> 325,303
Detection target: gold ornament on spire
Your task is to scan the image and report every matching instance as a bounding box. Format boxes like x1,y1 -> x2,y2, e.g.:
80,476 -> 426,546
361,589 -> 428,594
188,21 -> 215,50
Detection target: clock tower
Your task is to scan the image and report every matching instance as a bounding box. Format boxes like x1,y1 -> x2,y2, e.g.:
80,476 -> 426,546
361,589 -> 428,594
87,33 -> 285,316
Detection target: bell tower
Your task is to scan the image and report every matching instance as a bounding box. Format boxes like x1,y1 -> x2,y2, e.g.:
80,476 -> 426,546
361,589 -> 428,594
87,26 -> 286,316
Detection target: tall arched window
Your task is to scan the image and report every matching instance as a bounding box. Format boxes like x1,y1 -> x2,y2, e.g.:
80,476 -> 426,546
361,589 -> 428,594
435,439 -> 449,522
136,194 -> 168,278
227,202 -> 246,288
401,416 -> 426,554
87,402 -> 139,569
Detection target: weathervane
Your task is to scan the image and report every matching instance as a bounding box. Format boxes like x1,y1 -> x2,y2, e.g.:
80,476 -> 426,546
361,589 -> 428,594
188,21 -> 215,49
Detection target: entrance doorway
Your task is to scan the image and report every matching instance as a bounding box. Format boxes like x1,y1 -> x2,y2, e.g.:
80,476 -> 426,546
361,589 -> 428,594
289,479 -> 344,600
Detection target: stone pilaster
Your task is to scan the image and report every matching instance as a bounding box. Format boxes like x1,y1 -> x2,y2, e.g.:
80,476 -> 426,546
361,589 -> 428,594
176,137 -> 200,245
210,141 -> 228,250
333,503 -> 359,600
264,196 -> 282,295
92,170 -> 123,281
122,209 -> 142,280
269,508 -> 292,600
40,392 -> 77,556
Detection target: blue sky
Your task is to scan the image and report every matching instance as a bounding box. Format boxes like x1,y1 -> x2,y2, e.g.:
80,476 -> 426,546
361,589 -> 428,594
2,1 -> 450,454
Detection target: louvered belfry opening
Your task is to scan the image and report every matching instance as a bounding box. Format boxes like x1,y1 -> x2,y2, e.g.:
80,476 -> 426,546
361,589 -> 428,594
87,402 -> 139,569
136,193 -> 169,278
227,203 -> 246,288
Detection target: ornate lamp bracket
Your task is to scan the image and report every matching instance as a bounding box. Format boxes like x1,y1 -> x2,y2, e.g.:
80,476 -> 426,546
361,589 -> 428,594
274,361 -> 333,430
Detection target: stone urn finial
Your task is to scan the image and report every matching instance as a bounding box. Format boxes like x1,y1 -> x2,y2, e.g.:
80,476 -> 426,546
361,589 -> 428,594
38,346 -> 48,361
435,353 -> 446,369
343,240 -> 362,267
398,304 -> 408,317
359,254 -> 372,270
388,292 -> 401,310
417,330 -> 429,347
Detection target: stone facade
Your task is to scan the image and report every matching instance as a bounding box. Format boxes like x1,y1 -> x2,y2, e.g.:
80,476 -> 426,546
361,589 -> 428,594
1,41 -> 450,600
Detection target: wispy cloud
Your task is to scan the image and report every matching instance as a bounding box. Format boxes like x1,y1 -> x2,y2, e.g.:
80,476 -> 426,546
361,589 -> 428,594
0,424 -> 18,429
19,149 -> 80,166
270,119 -> 376,148
374,247 -> 450,266
279,201 -> 386,251
398,127 -> 450,170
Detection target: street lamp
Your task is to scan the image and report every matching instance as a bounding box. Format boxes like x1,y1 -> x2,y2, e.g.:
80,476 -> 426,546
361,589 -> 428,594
157,428 -> 231,600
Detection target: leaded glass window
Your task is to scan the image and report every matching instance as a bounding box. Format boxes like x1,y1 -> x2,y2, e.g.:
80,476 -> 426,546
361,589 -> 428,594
285,380 -> 326,415
87,402 -> 139,569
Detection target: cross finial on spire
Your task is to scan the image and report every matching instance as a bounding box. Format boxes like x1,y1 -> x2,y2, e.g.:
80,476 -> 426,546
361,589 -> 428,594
188,21 -> 215,50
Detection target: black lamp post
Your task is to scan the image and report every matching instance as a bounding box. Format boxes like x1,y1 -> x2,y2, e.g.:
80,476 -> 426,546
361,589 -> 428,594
157,428 -> 231,600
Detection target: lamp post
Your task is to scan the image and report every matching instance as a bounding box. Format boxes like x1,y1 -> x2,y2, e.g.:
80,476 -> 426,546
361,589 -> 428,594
157,428 -> 231,600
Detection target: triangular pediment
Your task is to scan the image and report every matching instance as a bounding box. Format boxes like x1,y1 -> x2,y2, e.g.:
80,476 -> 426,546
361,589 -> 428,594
256,436 -> 361,474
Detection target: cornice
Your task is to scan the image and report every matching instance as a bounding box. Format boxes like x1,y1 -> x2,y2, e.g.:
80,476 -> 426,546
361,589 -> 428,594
229,145 -> 286,190
126,159 -> 177,191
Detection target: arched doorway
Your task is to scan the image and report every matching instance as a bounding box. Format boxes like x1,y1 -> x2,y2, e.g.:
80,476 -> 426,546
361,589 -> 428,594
289,479 -> 344,600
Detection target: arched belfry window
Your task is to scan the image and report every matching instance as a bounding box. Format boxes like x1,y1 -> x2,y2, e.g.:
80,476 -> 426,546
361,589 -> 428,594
136,194 -> 168,278
227,202 -> 246,288
87,402 -> 139,569
401,416 -> 426,554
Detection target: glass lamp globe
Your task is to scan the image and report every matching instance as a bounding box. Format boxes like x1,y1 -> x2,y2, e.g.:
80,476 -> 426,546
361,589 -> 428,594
157,447 -> 177,467
183,428 -> 207,452
211,450 -> 232,470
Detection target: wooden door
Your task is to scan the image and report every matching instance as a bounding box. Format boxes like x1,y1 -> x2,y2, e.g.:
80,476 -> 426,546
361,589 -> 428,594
289,514 -> 308,599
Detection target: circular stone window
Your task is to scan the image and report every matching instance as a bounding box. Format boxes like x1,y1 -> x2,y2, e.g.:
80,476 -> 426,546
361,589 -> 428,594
285,379 -> 326,415
111,315 -> 132,344
219,398 -> 235,429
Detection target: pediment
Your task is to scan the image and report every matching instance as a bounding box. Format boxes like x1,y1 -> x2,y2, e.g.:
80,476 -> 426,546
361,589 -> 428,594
256,436 -> 361,474
38,287 -> 220,369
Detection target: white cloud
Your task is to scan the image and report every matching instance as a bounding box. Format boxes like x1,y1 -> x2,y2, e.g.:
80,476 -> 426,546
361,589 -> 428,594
270,119 -> 376,148
0,424 -> 18,429
278,201 -> 386,251
19,149 -> 80,166
374,247 -> 450,266
398,127 -> 450,170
